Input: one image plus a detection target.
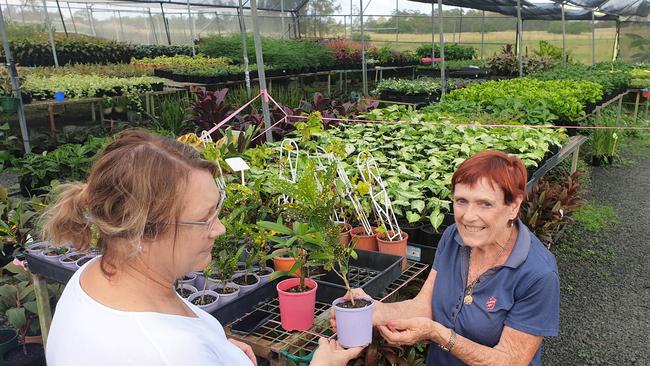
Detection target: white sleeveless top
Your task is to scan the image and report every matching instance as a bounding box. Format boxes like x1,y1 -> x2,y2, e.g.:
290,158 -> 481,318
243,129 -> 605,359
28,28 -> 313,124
46,257 -> 253,366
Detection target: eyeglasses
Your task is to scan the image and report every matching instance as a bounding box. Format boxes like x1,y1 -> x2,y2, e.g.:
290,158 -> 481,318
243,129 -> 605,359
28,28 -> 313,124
176,188 -> 226,231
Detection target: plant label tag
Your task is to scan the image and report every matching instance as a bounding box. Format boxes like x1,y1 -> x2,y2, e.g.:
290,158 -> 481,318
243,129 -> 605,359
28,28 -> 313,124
407,245 -> 421,262
225,157 -> 250,172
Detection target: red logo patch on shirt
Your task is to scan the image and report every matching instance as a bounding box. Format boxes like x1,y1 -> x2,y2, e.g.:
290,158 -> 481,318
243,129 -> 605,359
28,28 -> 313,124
486,296 -> 497,311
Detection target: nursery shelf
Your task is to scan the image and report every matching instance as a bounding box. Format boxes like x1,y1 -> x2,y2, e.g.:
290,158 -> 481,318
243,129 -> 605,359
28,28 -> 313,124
221,260 -> 429,365
526,135 -> 588,193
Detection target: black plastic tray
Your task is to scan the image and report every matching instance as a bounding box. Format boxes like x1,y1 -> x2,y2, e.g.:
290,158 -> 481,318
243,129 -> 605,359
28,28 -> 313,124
24,253 -> 75,284
407,243 -> 436,265
313,249 -> 402,298
212,276 -> 343,325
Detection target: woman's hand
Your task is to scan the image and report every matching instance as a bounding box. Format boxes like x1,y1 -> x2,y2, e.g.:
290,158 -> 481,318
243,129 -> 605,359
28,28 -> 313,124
377,317 -> 439,346
330,288 -> 378,331
228,338 -> 257,366
310,337 -> 364,366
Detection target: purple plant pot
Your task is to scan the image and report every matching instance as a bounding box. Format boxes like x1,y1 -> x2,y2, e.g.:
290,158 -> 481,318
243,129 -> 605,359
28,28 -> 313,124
74,255 -> 95,270
333,295 -> 375,348
188,290 -> 220,313
208,282 -> 240,307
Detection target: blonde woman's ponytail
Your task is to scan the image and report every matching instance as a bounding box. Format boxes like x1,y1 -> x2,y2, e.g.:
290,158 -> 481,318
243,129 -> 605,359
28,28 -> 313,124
41,183 -> 92,252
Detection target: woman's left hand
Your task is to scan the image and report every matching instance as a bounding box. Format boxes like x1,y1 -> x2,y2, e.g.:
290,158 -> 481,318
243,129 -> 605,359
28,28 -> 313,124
228,338 -> 258,366
377,317 -> 439,346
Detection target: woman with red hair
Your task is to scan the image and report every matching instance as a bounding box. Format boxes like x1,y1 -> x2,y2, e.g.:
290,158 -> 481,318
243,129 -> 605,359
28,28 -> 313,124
332,150 -> 559,365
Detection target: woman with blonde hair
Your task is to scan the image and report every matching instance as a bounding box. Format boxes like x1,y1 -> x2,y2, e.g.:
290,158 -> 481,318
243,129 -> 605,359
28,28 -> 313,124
44,130 -> 361,366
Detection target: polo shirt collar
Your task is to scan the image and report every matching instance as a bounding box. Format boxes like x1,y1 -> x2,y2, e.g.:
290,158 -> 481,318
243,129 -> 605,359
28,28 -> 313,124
453,219 -> 531,269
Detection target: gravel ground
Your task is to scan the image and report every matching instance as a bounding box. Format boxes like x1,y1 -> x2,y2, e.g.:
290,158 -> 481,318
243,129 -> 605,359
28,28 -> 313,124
542,140 -> 650,365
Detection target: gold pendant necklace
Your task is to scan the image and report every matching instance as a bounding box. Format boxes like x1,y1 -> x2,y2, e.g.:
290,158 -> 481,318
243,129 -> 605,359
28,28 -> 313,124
463,294 -> 474,305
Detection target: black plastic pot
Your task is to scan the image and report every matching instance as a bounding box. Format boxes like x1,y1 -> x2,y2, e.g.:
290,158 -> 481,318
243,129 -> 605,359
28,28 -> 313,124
398,221 -> 424,245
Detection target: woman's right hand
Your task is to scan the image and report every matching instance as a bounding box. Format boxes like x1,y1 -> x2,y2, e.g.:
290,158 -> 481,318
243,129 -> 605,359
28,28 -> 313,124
310,338 -> 364,366
329,288 -> 375,332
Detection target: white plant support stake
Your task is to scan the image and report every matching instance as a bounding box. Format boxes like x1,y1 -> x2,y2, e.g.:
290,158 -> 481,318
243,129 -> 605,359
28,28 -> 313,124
336,160 -> 373,235
277,139 -> 300,204
357,152 -> 403,241
198,130 -> 225,190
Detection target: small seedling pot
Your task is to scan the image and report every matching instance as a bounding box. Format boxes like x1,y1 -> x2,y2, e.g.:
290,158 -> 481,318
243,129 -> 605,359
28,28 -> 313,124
232,273 -> 260,295
332,295 -> 375,348
350,226 -> 378,251
188,290 -> 220,313
59,252 -> 86,270
74,255 -> 95,270
276,278 -> 318,331
253,267 -> 274,285
181,272 -> 197,288
176,284 -> 198,299
26,242 -> 49,257
208,282 -> 240,307
41,247 -> 69,264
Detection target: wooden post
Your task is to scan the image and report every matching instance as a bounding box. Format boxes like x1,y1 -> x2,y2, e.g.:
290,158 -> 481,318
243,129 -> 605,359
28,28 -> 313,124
48,104 -> 56,140
33,274 -> 53,347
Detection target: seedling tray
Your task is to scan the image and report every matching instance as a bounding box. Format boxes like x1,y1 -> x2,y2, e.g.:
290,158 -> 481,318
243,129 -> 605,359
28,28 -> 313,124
24,253 -> 75,284
313,249 -> 403,298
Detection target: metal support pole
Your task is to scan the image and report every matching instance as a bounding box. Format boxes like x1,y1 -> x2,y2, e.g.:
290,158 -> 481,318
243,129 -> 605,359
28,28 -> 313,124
0,5 -> 31,153
66,2 -> 77,34
117,11 -> 125,42
54,0 -> 68,37
41,0 -> 59,67
250,0 -> 273,143
186,0 -> 196,55
612,19 -> 620,61
148,9 -> 158,44
481,10 -> 485,60
87,5 -> 96,36
160,3 -> 172,45
438,0 -> 445,95
237,2 -> 251,97
4,0 -> 11,19
360,0 -> 368,96
431,2 -> 435,76
633,91 -> 640,124
591,10 -> 595,65
458,9 -> 462,43
561,2 -> 566,67
395,0 -> 399,43
517,0 -> 523,77
280,0 -> 285,38
616,96 -> 622,126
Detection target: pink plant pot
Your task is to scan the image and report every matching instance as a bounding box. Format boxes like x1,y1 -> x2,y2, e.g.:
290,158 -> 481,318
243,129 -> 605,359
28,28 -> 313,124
276,278 -> 318,331
333,295 -> 375,348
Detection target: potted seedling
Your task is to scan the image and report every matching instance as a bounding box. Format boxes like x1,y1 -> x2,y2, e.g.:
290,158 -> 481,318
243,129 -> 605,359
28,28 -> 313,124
250,228 -> 274,284
209,244 -> 243,307
188,262 -> 221,313
231,244 -> 260,295
176,283 -> 198,299
324,239 -> 375,348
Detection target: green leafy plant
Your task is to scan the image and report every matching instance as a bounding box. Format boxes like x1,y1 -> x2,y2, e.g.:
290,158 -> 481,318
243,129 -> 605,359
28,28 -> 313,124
372,78 -> 441,96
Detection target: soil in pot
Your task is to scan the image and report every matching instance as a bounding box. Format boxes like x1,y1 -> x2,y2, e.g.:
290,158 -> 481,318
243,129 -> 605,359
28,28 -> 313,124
335,298 -> 372,309
191,294 -> 217,306
177,288 -> 194,298
3,343 -> 45,366
214,286 -> 238,295
61,253 -> 84,263
233,274 -> 259,287
285,284 -> 315,293
76,257 -> 92,267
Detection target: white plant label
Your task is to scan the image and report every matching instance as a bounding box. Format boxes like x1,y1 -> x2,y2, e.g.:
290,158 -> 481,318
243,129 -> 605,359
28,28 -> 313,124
225,157 -> 250,172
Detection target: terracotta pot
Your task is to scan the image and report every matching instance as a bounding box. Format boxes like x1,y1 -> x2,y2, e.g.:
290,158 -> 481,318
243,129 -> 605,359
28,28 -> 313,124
376,231 -> 409,270
272,249 -> 302,277
338,223 -> 352,246
350,226 -> 378,251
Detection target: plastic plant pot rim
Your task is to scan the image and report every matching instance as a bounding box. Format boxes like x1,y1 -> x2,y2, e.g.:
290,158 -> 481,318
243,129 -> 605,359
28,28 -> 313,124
209,282 -> 240,292
177,284 -> 198,293
187,290 -> 220,306
350,226 -> 378,238
276,278 -> 318,297
232,273 -> 260,287
332,295 -> 375,312
376,231 -> 409,243
183,272 -> 198,280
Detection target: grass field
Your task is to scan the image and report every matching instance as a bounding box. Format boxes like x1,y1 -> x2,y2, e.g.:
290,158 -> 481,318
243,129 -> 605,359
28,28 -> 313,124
362,28 -> 617,64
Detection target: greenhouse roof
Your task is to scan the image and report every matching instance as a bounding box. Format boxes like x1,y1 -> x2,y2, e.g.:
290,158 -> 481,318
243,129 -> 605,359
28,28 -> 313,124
409,0 -> 637,20
63,0 -> 308,13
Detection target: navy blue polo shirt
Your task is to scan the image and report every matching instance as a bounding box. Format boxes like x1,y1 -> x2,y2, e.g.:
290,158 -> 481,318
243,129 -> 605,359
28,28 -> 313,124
427,219 -> 559,366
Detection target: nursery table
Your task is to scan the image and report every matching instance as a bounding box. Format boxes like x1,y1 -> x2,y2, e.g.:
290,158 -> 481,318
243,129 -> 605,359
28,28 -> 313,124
526,135 -> 588,193
21,88 -> 186,139
222,260 -> 430,366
